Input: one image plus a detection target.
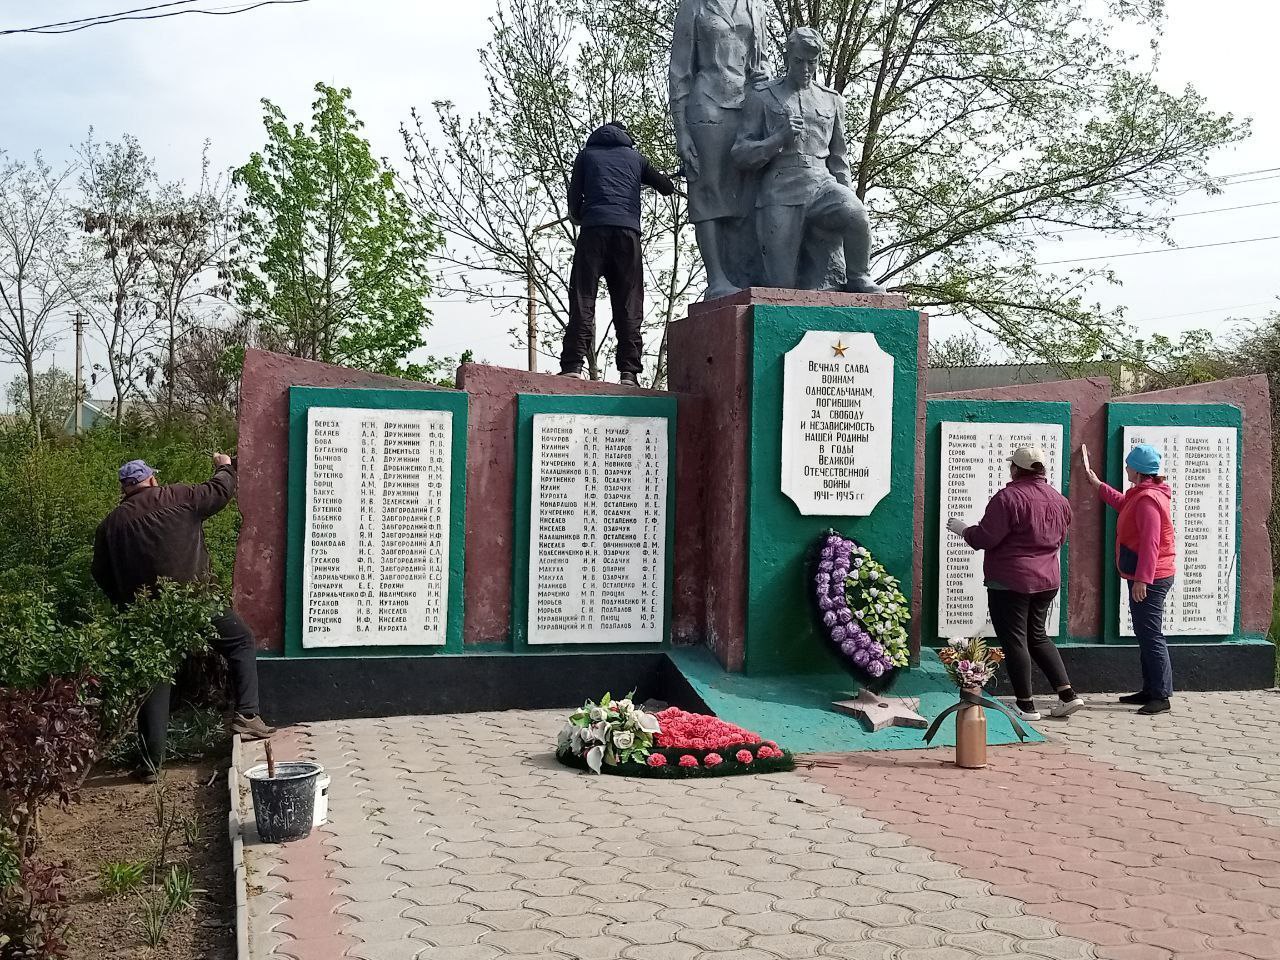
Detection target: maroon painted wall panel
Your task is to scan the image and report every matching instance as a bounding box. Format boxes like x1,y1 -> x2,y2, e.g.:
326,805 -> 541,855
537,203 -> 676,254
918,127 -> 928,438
932,377 -> 1113,640
1115,375 -> 1275,636
234,349 -> 444,653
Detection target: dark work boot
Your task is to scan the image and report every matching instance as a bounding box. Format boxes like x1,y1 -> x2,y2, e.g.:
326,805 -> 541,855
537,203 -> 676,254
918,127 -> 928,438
1118,692 -> 1154,705
620,372 -> 640,387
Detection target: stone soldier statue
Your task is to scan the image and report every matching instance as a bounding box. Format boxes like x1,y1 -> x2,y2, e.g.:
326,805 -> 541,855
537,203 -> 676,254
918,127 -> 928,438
668,0 -> 771,299
730,27 -> 884,293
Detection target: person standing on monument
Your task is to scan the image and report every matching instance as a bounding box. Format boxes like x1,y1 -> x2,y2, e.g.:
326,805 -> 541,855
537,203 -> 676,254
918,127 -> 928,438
92,455 -> 274,782
559,122 -> 675,386
946,446 -> 1084,722
1079,443 -> 1176,715
669,0 -> 771,299
730,27 -> 885,294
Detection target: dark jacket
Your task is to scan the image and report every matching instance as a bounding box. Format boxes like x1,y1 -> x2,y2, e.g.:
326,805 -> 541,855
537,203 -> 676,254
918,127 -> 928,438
568,124 -> 675,232
91,465 -> 236,608
962,475 -> 1071,594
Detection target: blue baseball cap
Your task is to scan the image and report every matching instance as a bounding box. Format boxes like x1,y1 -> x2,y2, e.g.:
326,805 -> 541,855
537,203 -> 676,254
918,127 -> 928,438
1125,444 -> 1163,475
118,459 -> 156,486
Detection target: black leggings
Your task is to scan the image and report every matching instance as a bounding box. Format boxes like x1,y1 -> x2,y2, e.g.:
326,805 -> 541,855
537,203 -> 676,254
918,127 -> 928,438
137,609 -> 261,770
987,588 -> 1070,701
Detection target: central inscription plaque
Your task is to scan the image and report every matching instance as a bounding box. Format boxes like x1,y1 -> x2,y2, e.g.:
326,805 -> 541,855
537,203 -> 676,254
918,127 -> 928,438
527,413 -> 668,645
1119,425 -> 1238,636
781,330 -> 894,515
937,421 -> 1065,638
302,406 -> 452,648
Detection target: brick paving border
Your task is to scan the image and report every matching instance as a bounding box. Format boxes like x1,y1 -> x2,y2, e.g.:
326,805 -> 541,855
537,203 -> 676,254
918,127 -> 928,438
808,742 -> 1280,960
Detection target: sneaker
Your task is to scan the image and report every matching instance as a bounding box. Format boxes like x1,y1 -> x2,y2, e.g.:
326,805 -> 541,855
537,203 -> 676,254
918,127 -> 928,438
1137,698 -> 1171,716
1050,697 -> 1085,718
1118,691 -> 1154,705
231,714 -> 276,741
620,372 -> 640,387
558,369 -> 585,379
1013,704 -> 1041,722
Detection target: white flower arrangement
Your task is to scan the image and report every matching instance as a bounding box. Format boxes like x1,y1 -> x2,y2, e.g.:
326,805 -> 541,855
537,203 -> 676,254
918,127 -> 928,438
558,691 -> 660,773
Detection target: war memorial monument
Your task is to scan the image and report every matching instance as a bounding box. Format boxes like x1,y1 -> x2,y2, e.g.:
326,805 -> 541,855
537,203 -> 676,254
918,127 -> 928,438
230,16 -> 1275,741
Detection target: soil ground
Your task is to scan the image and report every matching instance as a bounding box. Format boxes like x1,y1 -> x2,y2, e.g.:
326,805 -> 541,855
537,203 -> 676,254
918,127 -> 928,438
39,756 -> 234,959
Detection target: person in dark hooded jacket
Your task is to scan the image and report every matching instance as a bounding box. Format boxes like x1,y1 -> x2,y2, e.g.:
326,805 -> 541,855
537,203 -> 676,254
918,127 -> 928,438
560,123 -> 675,385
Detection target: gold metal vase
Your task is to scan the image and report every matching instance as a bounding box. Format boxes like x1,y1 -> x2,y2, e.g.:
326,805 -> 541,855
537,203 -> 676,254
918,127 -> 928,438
954,693 -> 988,769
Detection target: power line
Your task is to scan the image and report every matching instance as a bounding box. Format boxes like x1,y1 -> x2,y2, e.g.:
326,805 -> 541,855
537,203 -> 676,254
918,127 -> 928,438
1131,301 -> 1278,324
1054,198 -> 1280,235
1038,234 -> 1280,266
0,0 -> 310,36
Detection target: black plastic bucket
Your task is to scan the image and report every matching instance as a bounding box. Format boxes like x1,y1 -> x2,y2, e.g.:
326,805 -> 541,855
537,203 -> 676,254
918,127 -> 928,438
246,761 -> 321,843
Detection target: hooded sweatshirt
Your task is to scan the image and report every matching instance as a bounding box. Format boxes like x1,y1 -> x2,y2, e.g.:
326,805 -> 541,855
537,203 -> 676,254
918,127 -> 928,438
1100,479 -> 1176,584
568,124 -> 675,232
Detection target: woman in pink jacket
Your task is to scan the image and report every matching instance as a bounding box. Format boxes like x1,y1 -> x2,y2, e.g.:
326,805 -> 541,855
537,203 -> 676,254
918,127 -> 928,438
1081,443 -> 1176,715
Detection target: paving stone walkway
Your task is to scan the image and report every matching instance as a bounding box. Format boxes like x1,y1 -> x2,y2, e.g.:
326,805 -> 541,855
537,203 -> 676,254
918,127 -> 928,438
237,691 -> 1280,960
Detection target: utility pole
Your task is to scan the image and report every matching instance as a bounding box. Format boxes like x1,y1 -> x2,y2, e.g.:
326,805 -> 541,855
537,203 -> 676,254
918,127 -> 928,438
72,311 -> 84,436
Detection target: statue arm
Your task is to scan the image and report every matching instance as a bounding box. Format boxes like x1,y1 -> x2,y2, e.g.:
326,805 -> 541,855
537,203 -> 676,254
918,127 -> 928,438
669,0 -> 697,142
827,98 -> 854,188
731,93 -> 783,171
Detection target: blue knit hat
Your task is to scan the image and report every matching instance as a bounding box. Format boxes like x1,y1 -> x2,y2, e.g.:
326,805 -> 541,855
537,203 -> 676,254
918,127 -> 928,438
1125,444 -> 1162,476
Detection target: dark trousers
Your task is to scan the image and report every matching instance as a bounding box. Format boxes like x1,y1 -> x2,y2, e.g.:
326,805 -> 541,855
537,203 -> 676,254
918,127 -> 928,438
137,609 -> 261,771
560,225 -> 644,375
987,588 -> 1071,701
1129,576 -> 1174,699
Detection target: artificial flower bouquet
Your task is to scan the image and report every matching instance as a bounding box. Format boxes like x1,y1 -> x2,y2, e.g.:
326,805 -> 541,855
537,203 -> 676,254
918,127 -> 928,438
937,635 -> 1004,690
812,531 -> 911,692
556,691 -> 660,774
556,698 -> 794,778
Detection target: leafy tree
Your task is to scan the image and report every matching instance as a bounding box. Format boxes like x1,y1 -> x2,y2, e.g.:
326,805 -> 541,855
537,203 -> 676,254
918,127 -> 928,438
75,133 -> 163,411
5,368 -> 74,430
765,0 -> 1246,351
403,0 -> 695,384
414,0 -> 1245,371
143,148 -> 236,421
234,82 -> 444,378
928,331 -> 994,367
0,154 -> 86,441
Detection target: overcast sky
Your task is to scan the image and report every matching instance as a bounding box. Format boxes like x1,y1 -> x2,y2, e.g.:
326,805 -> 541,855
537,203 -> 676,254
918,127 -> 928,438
0,0 -> 1277,403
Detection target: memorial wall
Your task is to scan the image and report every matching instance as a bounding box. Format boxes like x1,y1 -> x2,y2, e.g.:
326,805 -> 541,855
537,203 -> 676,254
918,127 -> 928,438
301,407 -> 453,648
1118,425 -> 1238,636
936,421 -> 1066,637
284,386 -> 469,655
513,394 -> 677,649
527,413 -> 669,645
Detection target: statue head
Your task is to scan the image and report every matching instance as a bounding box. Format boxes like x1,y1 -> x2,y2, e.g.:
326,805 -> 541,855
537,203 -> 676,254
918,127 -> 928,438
785,27 -> 823,89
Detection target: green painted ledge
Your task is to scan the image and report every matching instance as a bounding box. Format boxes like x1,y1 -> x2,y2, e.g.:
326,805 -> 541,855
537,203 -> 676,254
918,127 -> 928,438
669,645 -> 1044,754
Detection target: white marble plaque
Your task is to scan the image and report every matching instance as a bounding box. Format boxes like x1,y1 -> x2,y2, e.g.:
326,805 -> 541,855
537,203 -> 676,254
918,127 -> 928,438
781,331 -> 894,515
302,407 -> 452,648
936,422 -> 1065,638
1118,426 -> 1237,636
528,413 -> 668,645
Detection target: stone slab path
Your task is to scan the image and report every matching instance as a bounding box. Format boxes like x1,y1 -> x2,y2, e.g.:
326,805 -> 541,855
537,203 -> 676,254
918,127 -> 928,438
238,691 -> 1280,960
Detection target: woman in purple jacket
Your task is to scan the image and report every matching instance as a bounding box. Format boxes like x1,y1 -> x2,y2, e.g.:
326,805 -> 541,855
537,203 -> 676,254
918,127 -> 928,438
947,445 -> 1084,721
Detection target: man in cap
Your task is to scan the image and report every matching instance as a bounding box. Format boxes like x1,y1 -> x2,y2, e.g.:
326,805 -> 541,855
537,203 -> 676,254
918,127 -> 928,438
730,27 -> 884,292
946,445 -> 1083,721
93,453 -> 273,781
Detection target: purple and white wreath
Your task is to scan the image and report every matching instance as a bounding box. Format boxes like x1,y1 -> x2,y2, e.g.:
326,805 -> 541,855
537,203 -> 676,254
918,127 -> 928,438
813,531 -> 911,690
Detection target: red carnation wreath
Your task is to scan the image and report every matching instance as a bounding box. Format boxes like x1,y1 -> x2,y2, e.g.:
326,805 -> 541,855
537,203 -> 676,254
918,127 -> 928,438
556,705 -> 794,778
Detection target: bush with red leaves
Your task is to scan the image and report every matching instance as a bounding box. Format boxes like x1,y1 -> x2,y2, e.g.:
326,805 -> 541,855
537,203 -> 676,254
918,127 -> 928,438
0,857 -> 71,959
0,677 -> 97,855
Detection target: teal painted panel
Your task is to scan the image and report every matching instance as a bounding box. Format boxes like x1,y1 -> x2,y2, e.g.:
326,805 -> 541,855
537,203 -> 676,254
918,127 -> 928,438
284,386 -> 469,657
747,305 -> 921,676
512,393 -> 677,652
670,645 -> 1043,753
923,399 -> 1073,646
1102,402 -> 1243,644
